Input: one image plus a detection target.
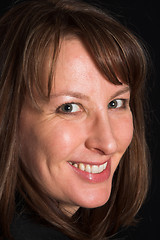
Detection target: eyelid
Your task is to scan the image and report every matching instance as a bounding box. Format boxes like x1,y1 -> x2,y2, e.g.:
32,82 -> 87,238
108,98 -> 129,109
56,102 -> 84,114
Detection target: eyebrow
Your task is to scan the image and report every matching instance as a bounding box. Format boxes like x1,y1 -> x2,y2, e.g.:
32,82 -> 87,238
50,91 -> 90,101
110,86 -> 130,99
50,86 -> 130,100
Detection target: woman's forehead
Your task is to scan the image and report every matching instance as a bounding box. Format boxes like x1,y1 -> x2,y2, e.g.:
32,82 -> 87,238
42,39 -> 129,101
43,37 -> 123,89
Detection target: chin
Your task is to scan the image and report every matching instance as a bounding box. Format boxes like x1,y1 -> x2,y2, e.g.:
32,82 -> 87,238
74,184 -> 112,209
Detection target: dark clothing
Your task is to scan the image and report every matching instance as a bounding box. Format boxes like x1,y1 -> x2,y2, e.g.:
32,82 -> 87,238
0,213 -> 150,240
1,213 -> 72,240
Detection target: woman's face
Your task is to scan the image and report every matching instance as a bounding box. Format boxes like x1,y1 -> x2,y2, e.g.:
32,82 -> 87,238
19,38 -> 133,214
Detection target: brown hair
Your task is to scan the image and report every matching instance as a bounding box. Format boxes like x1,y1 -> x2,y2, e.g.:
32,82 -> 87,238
0,0 -> 149,239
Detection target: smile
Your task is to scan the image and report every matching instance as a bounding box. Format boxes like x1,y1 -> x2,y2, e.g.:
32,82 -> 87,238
68,161 -> 108,174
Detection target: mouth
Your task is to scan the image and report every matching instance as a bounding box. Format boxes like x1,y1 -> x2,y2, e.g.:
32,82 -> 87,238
68,160 -> 111,183
68,161 -> 108,174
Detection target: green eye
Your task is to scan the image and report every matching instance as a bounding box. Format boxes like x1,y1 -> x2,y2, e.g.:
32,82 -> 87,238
108,99 -> 125,109
57,103 -> 81,114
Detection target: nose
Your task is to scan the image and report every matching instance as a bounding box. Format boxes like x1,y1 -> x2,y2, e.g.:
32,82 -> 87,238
85,113 -> 118,155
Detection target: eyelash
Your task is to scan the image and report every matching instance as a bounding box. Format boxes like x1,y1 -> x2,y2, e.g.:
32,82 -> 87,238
56,102 -> 83,114
56,99 -> 128,115
108,99 -> 128,109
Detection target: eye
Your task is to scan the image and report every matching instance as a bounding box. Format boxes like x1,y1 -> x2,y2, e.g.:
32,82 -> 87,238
56,103 -> 82,114
108,99 -> 126,109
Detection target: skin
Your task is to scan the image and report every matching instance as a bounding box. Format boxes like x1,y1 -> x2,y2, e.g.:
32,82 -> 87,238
19,38 -> 133,215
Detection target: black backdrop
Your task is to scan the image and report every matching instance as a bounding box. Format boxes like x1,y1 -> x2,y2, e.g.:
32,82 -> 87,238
0,0 -> 159,239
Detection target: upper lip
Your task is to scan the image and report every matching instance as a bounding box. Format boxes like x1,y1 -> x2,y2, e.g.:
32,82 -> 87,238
68,158 -> 110,166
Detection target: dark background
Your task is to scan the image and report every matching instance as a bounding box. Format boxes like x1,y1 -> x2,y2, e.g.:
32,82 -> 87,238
0,0 -> 159,239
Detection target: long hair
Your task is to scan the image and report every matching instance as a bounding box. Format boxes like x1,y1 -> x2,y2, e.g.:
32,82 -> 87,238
0,0 -> 149,239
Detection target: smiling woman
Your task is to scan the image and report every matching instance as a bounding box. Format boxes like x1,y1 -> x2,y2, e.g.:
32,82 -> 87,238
19,38 -> 133,211
0,0 -> 149,240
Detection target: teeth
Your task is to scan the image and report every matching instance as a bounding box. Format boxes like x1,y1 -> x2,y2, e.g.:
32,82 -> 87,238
98,164 -> 104,173
69,161 -> 108,174
92,165 -> 99,173
79,163 -> 85,171
86,164 -> 91,173
73,163 -> 78,168
104,162 -> 107,169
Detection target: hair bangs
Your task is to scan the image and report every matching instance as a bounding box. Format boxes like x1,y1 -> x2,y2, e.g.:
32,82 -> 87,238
21,4 -> 147,108
70,13 -> 148,94
22,25 -> 62,109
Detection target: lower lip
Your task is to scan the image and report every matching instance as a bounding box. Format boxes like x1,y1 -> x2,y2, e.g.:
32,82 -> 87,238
68,160 -> 111,183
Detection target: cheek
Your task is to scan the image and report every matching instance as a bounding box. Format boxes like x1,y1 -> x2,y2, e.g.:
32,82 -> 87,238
28,120 -> 85,164
45,123 -> 81,160
19,119 -> 85,185
113,113 -> 133,151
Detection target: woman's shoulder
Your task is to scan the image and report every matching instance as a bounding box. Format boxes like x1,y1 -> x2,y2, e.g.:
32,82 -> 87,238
9,213 -> 71,240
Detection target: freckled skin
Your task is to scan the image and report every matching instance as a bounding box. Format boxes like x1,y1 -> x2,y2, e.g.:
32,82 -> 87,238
19,38 -> 133,215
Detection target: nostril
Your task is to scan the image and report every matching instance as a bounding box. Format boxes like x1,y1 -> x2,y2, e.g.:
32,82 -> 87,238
92,148 -> 106,155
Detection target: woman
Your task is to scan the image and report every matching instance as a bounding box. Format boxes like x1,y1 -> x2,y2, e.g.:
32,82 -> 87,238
0,0 -> 149,239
